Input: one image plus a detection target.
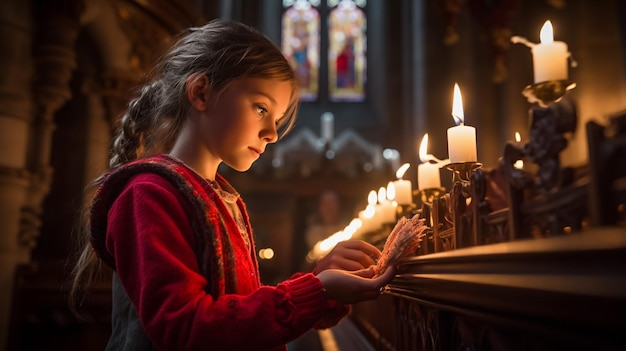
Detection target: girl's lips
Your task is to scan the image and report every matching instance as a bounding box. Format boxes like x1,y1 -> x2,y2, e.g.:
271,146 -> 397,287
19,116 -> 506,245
249,147 -> 262,157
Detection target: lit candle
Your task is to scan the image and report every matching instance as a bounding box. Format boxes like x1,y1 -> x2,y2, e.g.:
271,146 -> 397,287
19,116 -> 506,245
532,20 -> 568,83
357,208 -> 375,234
375,187 -> 397,224
392,163 -> 413,205
417,134 -> 442,189
359,190 -> 381,231
447,83 -> 477,163
514,132 -> 524,169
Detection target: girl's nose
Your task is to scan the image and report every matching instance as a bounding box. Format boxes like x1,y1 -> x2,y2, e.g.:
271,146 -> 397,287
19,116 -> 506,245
261,122 -> 278,144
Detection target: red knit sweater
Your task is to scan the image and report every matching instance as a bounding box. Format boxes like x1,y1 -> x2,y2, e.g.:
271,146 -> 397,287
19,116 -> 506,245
90,155 -> 348,350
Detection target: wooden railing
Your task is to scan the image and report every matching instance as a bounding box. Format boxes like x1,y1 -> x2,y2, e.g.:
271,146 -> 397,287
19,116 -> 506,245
351,226 -> 626,350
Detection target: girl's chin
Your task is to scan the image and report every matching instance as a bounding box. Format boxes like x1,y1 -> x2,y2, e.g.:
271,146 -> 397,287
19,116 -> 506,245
225,161 -> 254,173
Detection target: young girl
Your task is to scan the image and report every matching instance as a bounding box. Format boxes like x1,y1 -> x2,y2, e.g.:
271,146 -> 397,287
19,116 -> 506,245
69,19 -> 395,351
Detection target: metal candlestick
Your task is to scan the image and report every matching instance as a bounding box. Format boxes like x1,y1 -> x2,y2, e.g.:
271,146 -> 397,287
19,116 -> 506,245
418,187 -> 445,205
522,80 -> 576,107
446,162 -> 483,183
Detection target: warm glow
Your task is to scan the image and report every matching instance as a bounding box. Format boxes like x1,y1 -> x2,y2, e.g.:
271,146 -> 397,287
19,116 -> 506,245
363,204 -> 375,218
320,237 -> 335,251
349,218 -> 362,230
342,224 -> 357,238
386,181 -> 396,201
540,20 -> 554,44
377,187 -> 386,204
515,132 -> 521,142
368,190 -> 377,205
452,83 -> 464,125
395,163 -> 410,179
419,134 -> 430,162
319,228 -> 356,252
258,248 -> 275,260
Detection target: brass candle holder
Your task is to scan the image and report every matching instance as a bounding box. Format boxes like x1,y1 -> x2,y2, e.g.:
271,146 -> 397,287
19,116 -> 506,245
418,187 -> 445,205
446,162 -> 483,183
522,80 -> 576,107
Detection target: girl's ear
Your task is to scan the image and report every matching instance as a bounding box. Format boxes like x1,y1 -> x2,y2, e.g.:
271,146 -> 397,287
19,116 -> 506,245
186,74 -> 211,111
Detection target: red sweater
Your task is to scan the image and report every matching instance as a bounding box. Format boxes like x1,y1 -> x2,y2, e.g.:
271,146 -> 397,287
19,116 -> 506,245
90,155 -> 348,350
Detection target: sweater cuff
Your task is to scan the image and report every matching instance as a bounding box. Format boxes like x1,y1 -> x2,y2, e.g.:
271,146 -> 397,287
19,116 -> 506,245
280,272 -> 325,316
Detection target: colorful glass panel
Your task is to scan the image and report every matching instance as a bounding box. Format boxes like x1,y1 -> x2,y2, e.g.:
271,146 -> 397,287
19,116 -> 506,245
328,0 -> 366,101
282,0 -> 320,101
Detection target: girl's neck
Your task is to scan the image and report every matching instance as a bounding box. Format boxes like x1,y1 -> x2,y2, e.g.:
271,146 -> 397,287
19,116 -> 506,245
168,127 -> 220,181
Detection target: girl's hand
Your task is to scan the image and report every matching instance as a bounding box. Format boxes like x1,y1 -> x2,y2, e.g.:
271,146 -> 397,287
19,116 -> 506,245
316,265 -> 396,304
314,240 -> 381,273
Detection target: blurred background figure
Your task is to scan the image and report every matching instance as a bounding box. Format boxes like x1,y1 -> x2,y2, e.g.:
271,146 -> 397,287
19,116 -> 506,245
305,190 -> 347,250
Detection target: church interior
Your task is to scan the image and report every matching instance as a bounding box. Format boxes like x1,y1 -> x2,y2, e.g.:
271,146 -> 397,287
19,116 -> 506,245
1,0 -> 625,350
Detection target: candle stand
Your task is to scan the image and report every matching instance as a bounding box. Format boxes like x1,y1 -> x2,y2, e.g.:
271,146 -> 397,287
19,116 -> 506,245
415,187 -> 444,254
418,187 -> 445,206
522,80 -> 576,107
446,162 -> 483,183
426,162 -> 483,252
502,79 -> 586,238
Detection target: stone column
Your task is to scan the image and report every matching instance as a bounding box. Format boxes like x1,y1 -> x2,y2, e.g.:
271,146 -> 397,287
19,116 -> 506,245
22,0 -> 84,251
0,0 -> 83,348
0,1 -> 36,348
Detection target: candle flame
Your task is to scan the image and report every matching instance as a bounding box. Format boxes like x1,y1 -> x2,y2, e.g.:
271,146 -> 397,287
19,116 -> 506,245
377,187 -> 386,204
540,20 -> 554,44
419,134 -> 431,162
452,83 -> 464,125
395,163 -> 410,179
368,190 -> 377,205
386,181 -> 396,201
418,134 -> 445,164
515,132 -> 521,142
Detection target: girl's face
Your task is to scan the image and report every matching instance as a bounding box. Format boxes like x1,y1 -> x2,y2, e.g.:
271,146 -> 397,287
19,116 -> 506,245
203,77 -> 293,172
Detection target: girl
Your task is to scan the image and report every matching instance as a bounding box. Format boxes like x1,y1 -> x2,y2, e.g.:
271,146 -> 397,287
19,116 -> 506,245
69,19 -> 395,351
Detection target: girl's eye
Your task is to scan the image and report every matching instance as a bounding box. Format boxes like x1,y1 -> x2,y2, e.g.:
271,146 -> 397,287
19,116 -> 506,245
255,105 -> 267,116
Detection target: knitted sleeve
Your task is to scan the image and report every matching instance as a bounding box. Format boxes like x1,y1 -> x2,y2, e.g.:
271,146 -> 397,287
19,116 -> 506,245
104,174 -> 342,351
288,272 -> 351,329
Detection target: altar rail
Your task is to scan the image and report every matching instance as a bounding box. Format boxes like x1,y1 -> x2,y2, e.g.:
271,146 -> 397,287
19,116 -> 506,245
350,226 -> 626,350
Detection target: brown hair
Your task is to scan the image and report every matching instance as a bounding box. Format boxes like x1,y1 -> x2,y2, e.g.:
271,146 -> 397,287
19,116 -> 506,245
68,18 -> 299,312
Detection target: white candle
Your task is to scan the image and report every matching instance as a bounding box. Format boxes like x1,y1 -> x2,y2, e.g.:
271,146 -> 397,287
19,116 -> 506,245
417,134 -> 442,189
321,112 -> 334,143
447,83 -> 477,163
361,191 -> 382,230
532,20 -> 568,83
392,163 -> 413,205
357,207 -> 376,234
375,187 -> 397,224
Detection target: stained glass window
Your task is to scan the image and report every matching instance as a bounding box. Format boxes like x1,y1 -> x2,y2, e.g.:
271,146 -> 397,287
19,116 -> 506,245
328,0 -> 366,101
282,0 -> 321,101
281,0 -> 366,102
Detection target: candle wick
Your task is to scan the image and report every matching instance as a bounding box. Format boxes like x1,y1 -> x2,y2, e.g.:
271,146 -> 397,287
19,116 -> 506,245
511,35 -> 536,48
451,113 -> 463,126
425,154 -> 445,165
